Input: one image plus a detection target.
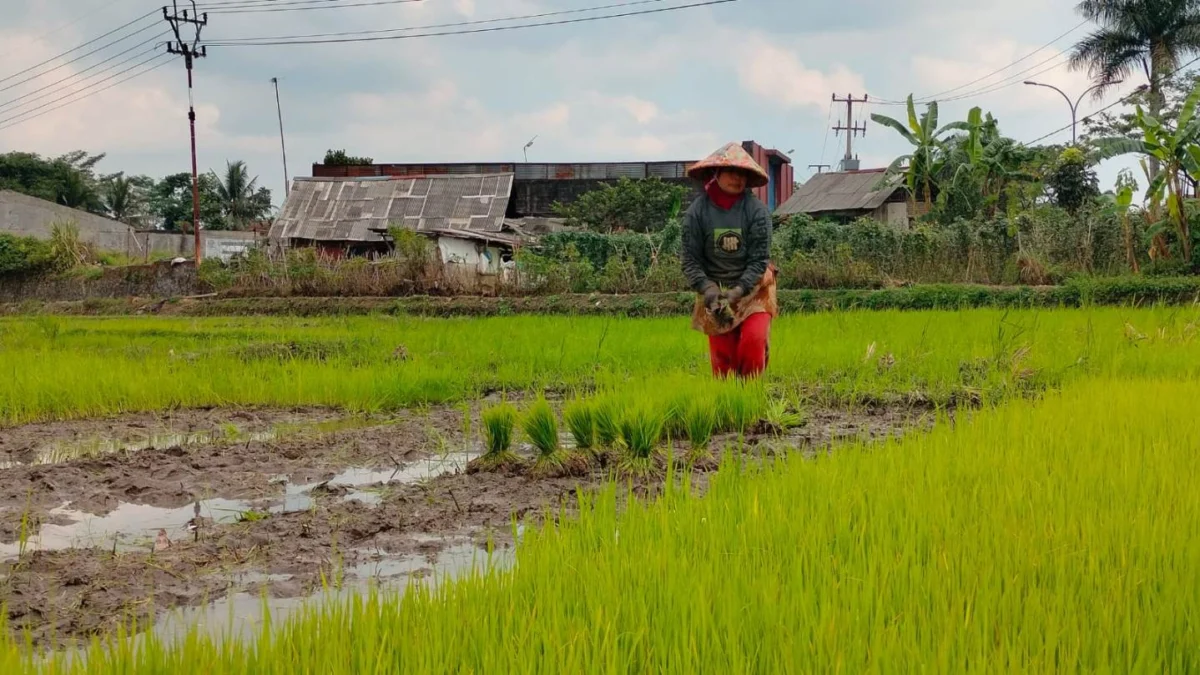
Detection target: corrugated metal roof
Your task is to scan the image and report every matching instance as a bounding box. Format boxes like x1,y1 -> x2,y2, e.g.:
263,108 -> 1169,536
270,174 -> 513,243
775,169 -> 904,216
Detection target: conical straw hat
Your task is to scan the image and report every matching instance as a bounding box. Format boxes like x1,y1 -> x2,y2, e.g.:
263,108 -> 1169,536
686,142 -> 769,188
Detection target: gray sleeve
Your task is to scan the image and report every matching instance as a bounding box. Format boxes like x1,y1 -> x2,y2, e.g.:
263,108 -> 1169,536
735,205 -> 772,294
680,206 -> 712,292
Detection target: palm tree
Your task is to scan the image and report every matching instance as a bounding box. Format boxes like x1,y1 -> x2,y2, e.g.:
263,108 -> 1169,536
211,160 -> 268,229
871,95 -> 970,209
104,174 -> 134,223
1070,0 -> 1200,174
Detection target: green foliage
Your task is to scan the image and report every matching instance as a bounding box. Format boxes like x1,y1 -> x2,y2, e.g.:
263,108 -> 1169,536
481,403 -> 518,457
150,172 -> 227,232
619,403 -> 664,468
551,176 -> 688,233
522,398 -> 561,459
0,233 -> 54,278
0,150 -> 107,215
682,399 -> 718,451
210,160 -> 273,229
564,399 -> 597,451
322,149 -> 374,166
1045,147 -> 1100,214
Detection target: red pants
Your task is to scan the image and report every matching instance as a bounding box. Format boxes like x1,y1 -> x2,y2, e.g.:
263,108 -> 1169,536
708,312 -> 771,379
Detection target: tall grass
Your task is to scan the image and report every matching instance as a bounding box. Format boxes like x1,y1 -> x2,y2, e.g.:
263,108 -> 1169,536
8,377 -> 1200,672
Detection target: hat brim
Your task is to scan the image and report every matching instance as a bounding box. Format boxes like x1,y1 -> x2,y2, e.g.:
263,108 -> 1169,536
686,162 -> 769,189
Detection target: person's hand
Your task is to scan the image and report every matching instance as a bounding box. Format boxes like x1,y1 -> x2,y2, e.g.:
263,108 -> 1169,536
723,285 -> 745,306
702,283 -> 721,311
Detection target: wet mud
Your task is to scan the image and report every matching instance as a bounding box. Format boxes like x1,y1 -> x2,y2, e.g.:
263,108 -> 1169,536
0,403 -> 928,647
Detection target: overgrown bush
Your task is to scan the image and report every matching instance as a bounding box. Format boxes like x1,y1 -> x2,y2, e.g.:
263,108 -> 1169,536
0,233 -> 54,278
551,176 -> 688,233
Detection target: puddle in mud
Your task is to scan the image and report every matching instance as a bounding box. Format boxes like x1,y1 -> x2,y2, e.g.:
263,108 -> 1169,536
147,541 -> 512,646
0,452 -> 478,560
4,416 -> 382,468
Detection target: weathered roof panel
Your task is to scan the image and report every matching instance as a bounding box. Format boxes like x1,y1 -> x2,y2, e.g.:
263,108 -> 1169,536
270,174 -> 514,242
775,169 -> 903,216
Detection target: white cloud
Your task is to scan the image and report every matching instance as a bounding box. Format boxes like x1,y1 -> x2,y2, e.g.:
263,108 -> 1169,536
738,40 -> 867,114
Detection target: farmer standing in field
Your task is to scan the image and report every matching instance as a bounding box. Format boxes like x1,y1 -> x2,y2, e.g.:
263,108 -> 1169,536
681,142 -> 778,379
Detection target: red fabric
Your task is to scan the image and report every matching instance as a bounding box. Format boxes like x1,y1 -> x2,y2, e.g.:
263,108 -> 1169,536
705,178 -> 743,211
707,312 -> 771,379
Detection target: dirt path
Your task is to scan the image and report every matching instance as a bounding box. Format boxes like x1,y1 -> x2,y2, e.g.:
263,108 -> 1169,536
0,404 -> 928,647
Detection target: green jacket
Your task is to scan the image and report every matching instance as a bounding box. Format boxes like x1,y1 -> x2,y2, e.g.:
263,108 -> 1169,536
680,192 -> 772,294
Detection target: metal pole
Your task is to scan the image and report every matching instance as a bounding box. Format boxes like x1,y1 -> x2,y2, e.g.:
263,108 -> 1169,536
271,77 -> 290,197
187,55 -> 201,265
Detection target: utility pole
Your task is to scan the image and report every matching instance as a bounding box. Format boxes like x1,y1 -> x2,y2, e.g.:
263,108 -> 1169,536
163,0 -> 207,265
271,77 -> 290,197
832,93 -> 868,171
807,164 -> 831,174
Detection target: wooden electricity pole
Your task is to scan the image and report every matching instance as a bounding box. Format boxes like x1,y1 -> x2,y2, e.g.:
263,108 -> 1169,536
163,1 -> 207,265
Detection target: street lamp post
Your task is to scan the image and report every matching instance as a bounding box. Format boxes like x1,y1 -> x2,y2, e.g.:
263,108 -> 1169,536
1023,79 -> 1121,145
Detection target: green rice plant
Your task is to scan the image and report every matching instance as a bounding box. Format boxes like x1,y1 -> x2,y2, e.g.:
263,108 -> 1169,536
563,399 -> 597,453
715,385 -> 761,434
522,398 -> 568,474
661,390 -> 692,439
593,397 -> 622,448
618,403 -> 664,477
470,402 -> 519,472
763,399 -> 806,434
682,398 -> 719,455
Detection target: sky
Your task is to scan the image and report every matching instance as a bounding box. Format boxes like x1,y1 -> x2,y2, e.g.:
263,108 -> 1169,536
0,0 -> 1144,210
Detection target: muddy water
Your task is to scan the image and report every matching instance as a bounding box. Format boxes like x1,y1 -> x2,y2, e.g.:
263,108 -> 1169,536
1,452 -> 478,560
150,541 -> 513,647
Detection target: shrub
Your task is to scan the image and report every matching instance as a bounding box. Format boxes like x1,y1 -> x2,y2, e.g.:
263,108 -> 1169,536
0,233 -> 54,278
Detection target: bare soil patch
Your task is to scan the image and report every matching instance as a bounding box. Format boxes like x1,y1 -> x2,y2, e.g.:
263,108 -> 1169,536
1,403 -> 928,647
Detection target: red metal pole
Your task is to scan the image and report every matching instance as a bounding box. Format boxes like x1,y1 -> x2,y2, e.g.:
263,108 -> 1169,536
187,55 -> 202,265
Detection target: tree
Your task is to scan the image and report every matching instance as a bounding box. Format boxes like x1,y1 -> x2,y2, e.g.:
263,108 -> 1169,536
210,160 -> 273,229
0,150 -> 106,213
323,149 -> 373,166
551,177 -> 688,234
100,173 -> 155,227
1092,83 -> 1200,262
870,95 -> 970,207
1044,147 -> 1101,213
1070,0 -> 1200,176
149,172 -> 226,231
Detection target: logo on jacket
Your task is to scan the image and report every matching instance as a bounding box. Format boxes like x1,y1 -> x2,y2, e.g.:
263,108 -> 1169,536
715,230 -> 742,253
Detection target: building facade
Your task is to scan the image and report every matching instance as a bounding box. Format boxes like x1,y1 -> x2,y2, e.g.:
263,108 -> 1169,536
310,140 -> 794,217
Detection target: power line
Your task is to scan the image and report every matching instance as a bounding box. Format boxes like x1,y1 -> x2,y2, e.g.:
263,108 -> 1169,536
1023,54 -> 1200,145
0,10 -> 158,87
0,53 -> 172,132
937,53 -> 1071,104
0,33 -> 169,113
0,20 -> 162,95
210,0 -> 671,42
916,20 -> 1087,103
0,0 -> 141,62
204,0 -> 424,14
868,20 -> 1087,107
205,0 -> 739,46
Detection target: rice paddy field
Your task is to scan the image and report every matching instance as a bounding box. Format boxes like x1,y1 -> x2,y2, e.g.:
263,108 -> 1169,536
0,305 -> 1198,672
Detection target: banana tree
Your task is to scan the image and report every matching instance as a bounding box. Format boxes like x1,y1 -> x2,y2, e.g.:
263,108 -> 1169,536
1092,83 -> 1200,263
871,94 -> 971,209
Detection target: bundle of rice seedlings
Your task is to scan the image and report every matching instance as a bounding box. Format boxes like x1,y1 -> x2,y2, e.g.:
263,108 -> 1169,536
468,403 -> 520,473
563,399 -> 597,454
662,391 -> 692,439
523,399 -> 578,476
618,404 -> 664,477
594,398 -> 622,448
